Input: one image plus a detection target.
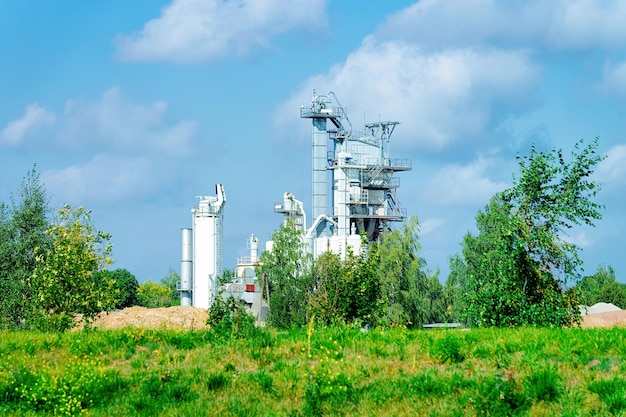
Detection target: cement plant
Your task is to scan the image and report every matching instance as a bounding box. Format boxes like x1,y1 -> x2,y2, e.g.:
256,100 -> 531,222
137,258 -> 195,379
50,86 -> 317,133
178,91 -> 411,320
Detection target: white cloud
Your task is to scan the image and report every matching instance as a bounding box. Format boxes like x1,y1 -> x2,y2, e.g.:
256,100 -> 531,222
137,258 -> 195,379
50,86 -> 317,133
424,156 -> 509,206
42,154 -> 168,205
376,0 -> 626,50
547,0 -> 626,49
35,87 -> 202,205
420,218 -> 444,236
597,61 -> 626,95
596,144 -> 626,185
0,103 -> 55,146
273,39 -> 540,151
60,87 -> 198,156
561,232 -> 591,248
116,0 -> 328,62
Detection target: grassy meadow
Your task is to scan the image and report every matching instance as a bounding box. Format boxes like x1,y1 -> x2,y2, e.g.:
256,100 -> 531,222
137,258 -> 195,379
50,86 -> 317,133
2,324 -> 626,416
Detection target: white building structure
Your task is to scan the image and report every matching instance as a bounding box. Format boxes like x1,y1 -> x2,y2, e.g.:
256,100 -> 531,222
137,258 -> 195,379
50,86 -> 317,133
272,90 -> 411,258
179,184 -> 226,309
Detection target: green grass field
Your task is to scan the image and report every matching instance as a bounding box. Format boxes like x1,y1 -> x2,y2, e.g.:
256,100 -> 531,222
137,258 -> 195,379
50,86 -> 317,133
2,324 -> 626,416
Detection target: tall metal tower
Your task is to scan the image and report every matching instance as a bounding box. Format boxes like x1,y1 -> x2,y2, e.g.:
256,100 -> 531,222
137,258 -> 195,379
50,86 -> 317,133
293,90 -> 411,257
300,90 -> 350,228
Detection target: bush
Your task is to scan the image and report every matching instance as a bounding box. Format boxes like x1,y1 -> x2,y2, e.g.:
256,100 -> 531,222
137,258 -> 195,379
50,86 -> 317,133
207,295 -> 256,339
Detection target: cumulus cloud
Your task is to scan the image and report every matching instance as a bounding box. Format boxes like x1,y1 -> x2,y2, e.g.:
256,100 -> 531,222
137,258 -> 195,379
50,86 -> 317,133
596,144 -> 626,186
561,231 -> 591,248
60,87 -> 198,156
116,0 -> 328,62
273,39 -> 540,151
376,0 -> 626,50
36,87 -> 202,205
0,103 -> 55,146
42,154 -> 163,205
597,60 -> 626,95
420,218 -> 445,236
424,156 -> 509,206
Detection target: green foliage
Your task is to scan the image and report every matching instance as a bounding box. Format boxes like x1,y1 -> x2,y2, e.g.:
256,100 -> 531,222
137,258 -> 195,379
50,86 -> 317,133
0,166 -> 52,329
136,279 -> 173,308
308,250 -> 375,325
31,205 -> 117,330
217,268 -> 235,286
576,265 -> 626,308
433,333 -> 465,364
1,356 -> 127,416
261,216 -> 444,329
3,326 -> 626,415
94,268 -> 139,309
206,294 -> 256,339
452,139 -> 604,327
474,375 -> 529,416
369,217 -> 445,327
131,371 -> 197,415
524,367 -> 562,403
260,221 -> 313,328
588,377 -> 626,415
303,325 -> 354,416
160,268 -> 181,307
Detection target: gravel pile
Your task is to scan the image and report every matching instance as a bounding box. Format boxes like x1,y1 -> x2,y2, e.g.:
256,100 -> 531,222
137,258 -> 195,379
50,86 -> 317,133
87,306 -> 210,330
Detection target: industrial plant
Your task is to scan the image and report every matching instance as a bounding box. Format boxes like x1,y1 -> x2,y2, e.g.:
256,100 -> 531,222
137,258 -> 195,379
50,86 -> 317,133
179,91 -> 411,315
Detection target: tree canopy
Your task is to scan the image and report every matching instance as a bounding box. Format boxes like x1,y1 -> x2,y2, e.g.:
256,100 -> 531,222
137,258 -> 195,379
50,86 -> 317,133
450,138 -> 605,327
0,167 -> 52,329
260,216 -> 445,329
31,205 -> 117,330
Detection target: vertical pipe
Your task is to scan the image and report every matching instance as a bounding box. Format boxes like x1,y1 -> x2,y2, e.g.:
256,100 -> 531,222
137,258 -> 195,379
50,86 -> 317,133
312,117 -> 327,225
180,228 -> 193,307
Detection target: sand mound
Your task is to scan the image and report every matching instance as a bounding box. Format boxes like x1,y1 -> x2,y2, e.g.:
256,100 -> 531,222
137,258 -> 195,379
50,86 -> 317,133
580,309 -> 626,328
585,302 -> 622,314
89,306 -> 210,330
83,304 -> 626,331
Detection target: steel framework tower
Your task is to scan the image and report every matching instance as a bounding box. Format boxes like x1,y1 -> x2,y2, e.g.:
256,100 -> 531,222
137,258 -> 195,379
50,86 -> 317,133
300,90 -> 350,228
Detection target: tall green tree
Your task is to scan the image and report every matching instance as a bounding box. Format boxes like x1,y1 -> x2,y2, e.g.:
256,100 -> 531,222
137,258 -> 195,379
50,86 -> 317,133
0,167 -> 52,329
31,205 -> 117,330
576,265 -> 626,309
93,268 -> 139,309
137,280 -> 174,308
452,139 -> 604,327
259,221 -> 313,328
368,216 -> 445,327
160,268 -> 181,307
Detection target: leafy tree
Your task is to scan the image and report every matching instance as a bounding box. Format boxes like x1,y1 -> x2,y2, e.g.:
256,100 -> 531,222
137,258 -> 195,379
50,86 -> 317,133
259,221 -> 313,328
207,294 -> 256,339
31,205 -> 117,331
160,268 -> 181,307
93,268 -> 139,309
443,255 -> 467,323
0,167 -> 52,329
576,265 -> 626,308
137,280 -> 173,308
368,217 -> 445,327
307,237 -> 381,326
217,268 -> 235,286
308,251 -> 351,325
453,139 -> 604,327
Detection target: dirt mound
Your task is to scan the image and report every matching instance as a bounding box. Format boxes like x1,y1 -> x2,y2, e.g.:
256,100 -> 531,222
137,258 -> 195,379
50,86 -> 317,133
580,310 -> 626,328
85,306 -> 625,330
89,306 -> 209,330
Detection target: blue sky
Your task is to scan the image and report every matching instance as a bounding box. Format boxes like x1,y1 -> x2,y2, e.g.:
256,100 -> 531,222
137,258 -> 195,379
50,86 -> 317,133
1,0 -> 625,284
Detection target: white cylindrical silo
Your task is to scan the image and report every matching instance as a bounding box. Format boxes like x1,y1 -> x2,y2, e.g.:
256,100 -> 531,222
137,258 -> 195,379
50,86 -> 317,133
180,228 -> 193,306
